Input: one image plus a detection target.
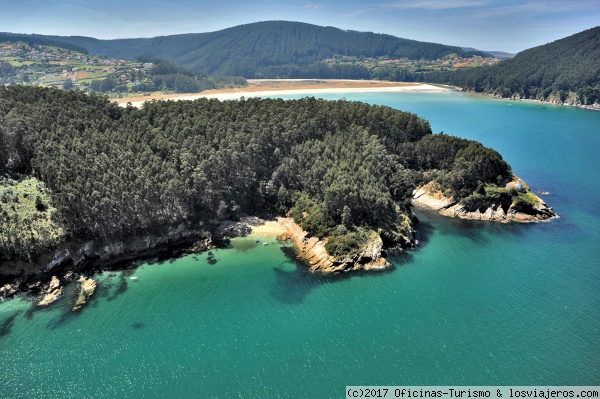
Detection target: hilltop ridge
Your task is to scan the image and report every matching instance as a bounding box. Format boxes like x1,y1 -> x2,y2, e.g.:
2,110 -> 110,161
25,21 -> 493,77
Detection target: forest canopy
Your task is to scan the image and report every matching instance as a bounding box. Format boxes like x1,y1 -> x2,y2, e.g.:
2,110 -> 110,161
0,86 -> 511,263
423,26 -> 600,105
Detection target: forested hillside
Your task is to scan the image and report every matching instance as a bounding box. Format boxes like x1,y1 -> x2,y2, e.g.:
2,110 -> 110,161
39,21 -> 486,77
0,86 -> 512,268
426,26 -> 600,105
0,32 -> 88,54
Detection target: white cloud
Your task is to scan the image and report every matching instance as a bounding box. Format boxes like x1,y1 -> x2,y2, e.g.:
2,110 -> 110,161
304,3 -> 324,9
384,0 -> 488,10
467,0 -> 600,18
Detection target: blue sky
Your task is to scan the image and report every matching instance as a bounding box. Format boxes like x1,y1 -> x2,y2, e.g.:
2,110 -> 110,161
1,0 -> 599,53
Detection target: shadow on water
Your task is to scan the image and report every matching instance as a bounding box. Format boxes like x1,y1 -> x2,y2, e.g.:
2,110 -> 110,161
230,238 -> 261,253
0,311 -> 20,337
207,251 -> 218,265
131,322 -> 145,330
271,245 -> 398,305
414,208 -> 493,244
413,211 -> 436,248
44,282 -> 86,330
411,207 -> 555,246
107,277 -> 128,302
269,206 -> 554,306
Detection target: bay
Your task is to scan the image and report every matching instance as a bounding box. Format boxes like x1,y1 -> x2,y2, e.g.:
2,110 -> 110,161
1,90 -> 599,398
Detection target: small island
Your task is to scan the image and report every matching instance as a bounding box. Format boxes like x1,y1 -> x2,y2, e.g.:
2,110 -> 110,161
0,86 -> 555,298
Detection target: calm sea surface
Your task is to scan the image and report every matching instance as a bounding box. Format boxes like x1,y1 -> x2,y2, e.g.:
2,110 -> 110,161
1,91 -> 599,398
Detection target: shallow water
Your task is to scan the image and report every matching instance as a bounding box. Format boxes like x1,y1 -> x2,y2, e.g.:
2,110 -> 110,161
1,91 -> 599,398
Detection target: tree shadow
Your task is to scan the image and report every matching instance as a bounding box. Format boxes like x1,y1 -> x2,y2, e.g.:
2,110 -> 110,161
270,245 -> 399,305
0,311 -> 20,337
411,207 -> 547,246
107,275 -> 128,302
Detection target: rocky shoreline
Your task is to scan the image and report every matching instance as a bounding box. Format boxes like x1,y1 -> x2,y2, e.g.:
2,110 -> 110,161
276,218 -> 392,273
0,214 -> 409,301
0,224 -> 217,301
455,86 -> 600,112
412,187 -> 557,222
0,190 -> 554,302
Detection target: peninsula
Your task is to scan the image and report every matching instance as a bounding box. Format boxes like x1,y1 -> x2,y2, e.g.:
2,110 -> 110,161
0,86 -> 554,300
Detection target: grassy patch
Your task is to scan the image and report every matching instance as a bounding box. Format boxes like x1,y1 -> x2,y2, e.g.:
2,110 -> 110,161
0,177 -> 65,261
514,191 -> 540,207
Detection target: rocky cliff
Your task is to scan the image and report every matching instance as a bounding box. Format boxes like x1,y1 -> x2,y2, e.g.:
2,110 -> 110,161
277,218 -> 391,273
0,224 -> 212,299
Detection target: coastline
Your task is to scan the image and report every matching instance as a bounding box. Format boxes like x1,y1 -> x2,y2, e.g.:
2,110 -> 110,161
1,84 -> 562,299
114,79 -> 598,112
217,216 -> 286,237
458,87 -> 600,112
0,213 -> 395,300
0,216 -> 281,300
412,186 -> 557,223
114,80 -> 449,107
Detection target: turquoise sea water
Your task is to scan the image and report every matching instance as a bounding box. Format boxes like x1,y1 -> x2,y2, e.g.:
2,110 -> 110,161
1,91 -> 599,398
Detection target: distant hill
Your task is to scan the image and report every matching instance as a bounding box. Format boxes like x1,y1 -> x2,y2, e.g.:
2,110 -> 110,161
434,27 -> 600,105
33,21 -> 489,77
462,47 -> 514,59
0,32 -> 88,54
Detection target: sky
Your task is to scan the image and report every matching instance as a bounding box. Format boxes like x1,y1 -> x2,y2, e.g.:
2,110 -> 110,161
0,0 -> 599,53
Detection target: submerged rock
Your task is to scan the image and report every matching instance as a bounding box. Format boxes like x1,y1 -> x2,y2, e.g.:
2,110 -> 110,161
72,277 -> 97,311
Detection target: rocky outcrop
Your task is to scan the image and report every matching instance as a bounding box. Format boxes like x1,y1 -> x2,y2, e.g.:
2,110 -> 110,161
72,277 -> 97,311
277,218 -> 391,273
0,284 -> 17,297
37,275 -> 63,306
412,187 -> 557,222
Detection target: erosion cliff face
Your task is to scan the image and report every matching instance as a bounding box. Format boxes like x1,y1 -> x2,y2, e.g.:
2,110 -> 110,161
277,218 -> 391,273
412,187 -> 557,222
0,224 -> 212,298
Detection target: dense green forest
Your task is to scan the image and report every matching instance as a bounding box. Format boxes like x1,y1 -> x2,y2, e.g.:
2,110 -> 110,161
424,26 -> 600,105
0,86 -> 512,265
0,32 -> 89,54
35,21 -> 488,77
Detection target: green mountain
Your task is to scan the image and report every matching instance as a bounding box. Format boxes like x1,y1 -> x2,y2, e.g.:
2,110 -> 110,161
35,21 -> 487,77
461,47 -> 514,59
431,27 -> 600,105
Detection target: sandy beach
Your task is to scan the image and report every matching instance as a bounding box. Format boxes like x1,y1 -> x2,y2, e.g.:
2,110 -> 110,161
115,79 -> 450,107
249,219 -> 286,235
217,216 -> 286,237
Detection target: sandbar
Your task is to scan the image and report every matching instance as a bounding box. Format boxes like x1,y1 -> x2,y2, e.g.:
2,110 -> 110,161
115,79 -> 450,107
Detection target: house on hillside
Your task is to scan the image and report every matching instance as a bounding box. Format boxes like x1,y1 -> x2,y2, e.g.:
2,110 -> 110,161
506,179 -> 525,192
